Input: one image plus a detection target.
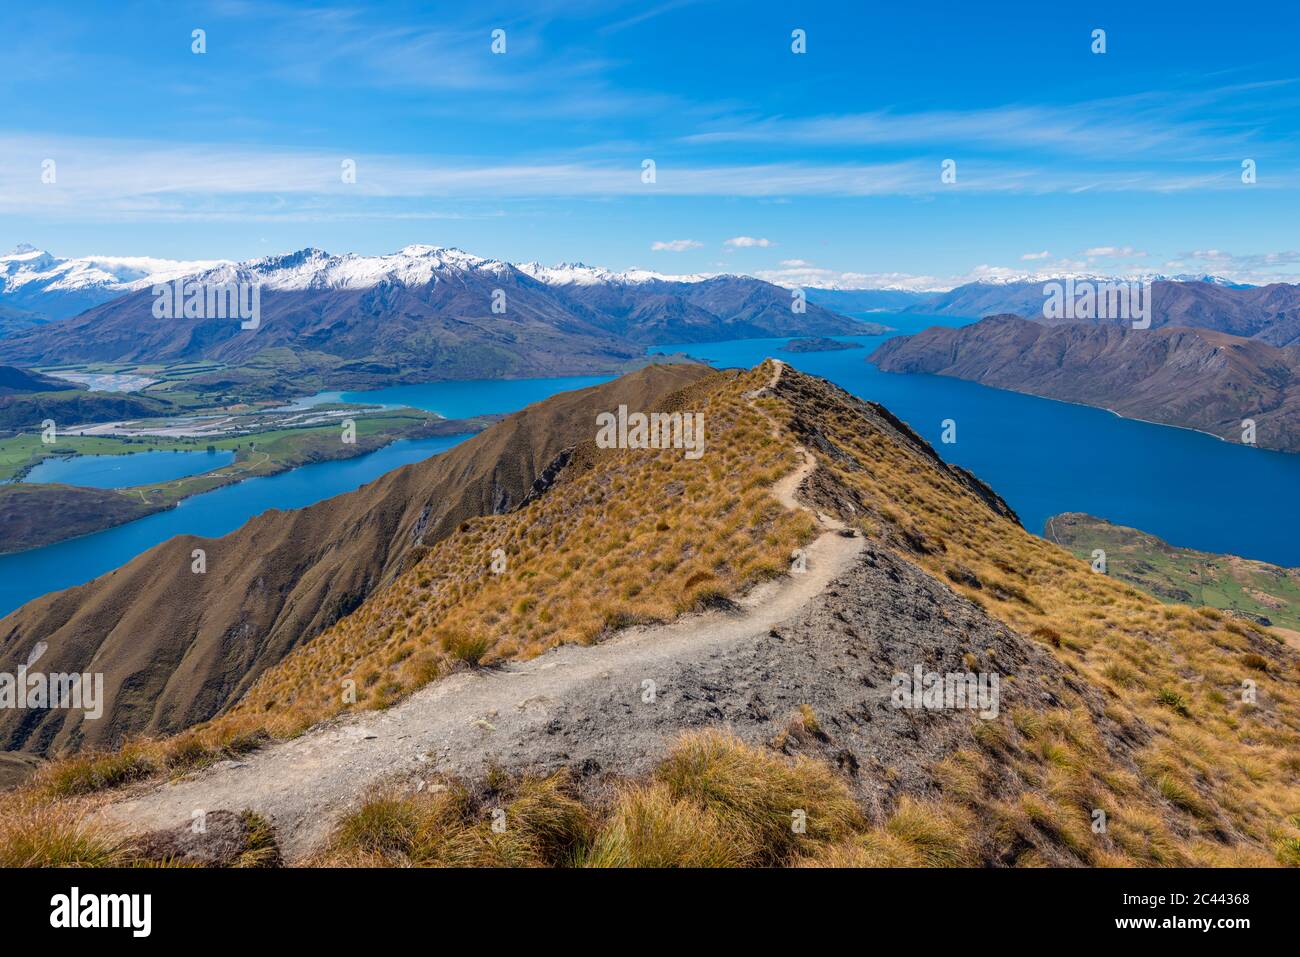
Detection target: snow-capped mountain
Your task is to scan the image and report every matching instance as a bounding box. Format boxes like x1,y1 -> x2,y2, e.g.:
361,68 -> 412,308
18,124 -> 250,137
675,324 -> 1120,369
516,260 -> 713,286
942,271 -> 1244,288
141,245 -> 714,293
0,244 -> 873,387
0,245 -> 227,321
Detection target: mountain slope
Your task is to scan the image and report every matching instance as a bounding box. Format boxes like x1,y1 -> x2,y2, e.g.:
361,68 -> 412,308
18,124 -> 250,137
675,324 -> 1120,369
0,363 -> 712,755
0,245 -> 225,323
0,366 -> 74,396
0,388 -> 173,430
0,304 -> 47,339
910,277 -> 1300,345
1045,512 -> 1300,632
0,246 -> 871,386
869,314 -> 1300,451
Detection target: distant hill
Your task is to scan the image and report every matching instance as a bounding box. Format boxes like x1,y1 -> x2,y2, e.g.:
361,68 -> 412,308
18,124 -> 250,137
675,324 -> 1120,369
806,287 -> 933,313
0,303 -> 48,340
0,389 -> 173,431
905,277 -> 1300,346
1045,512 -> 1300,632
781,336 -> 864,353
869,314 -> 1300,452
0,366 -> 73,396
0,364 -> 173,430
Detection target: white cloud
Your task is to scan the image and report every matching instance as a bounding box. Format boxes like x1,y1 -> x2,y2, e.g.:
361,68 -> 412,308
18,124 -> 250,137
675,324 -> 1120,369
724,236 -> 774,248
1173,248 -> 1300,283
681,84 -> 1276,162
1084,246 -> 1147,258
650,239 -> 702,252
753,264 -> 949,292
0,131 -> 1288,226
1020,251 -> 1051,261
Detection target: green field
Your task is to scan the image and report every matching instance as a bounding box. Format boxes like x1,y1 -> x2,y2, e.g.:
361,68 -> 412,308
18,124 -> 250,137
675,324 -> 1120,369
0,410 -> 437,483
0,409 -> 483,554
1046,512 -> 1300,632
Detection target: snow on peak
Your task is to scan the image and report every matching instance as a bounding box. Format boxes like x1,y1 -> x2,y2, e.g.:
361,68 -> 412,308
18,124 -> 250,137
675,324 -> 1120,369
171,244 -> 522,291
959,271 -> 1244,288
0,248 -> 228,294
515,260 -> 711,286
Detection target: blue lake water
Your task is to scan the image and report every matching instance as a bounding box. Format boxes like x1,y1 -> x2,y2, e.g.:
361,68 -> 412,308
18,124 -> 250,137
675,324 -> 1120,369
0,372 -> 625,616
652,312 -> 1300,569
23,449 -> 235,488
0,434 -> 469,616
4,318 -> 1299,618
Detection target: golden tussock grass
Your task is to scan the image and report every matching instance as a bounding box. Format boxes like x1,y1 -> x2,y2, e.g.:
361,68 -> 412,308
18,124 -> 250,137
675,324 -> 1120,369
788,383 -> 1300,866
214,367 -> 815,738
317,730 -> 882,869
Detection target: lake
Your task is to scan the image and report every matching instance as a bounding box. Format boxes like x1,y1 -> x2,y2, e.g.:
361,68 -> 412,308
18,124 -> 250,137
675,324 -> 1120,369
651,313 -> 1300,569
0,371 -> 623,617
23,448 -> 235,488
5,317 -> 1300,618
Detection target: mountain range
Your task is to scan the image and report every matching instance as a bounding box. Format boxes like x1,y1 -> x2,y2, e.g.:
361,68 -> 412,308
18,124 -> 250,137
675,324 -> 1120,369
902,277 -> 1300,346
9,244 -> 1300,360
869,314 -> 1300,452
0,245 -> 880,390
0,245 -> 224,323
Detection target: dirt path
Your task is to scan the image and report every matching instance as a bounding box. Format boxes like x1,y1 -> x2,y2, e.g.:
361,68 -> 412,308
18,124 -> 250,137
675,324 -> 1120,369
102,359 -> 866,860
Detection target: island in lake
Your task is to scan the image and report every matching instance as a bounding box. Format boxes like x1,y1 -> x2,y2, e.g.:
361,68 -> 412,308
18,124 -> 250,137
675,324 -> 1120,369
782,336 -> 864,353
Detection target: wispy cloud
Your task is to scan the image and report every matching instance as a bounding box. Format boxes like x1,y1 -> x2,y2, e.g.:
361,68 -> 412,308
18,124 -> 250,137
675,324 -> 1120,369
724,236 -> 773,248
651,239 -> 702,251
682,84 -> 1299,162
3,132 -> 1284,224
1084,246 -> 1148,258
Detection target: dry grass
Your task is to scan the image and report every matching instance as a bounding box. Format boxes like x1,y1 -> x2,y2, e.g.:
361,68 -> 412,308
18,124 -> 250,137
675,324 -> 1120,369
217,367 -> 815,738
0,791 -> 126,867
1,367 -> 814,811
319,730 -> 868,868
789,380 -> 1300,866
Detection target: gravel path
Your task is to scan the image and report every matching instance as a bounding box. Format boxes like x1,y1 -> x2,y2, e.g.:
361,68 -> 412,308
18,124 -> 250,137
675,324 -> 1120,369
102,359 -> 878,860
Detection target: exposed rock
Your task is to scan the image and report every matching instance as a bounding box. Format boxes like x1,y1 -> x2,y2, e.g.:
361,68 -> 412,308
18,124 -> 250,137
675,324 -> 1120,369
132,809 -> 281,868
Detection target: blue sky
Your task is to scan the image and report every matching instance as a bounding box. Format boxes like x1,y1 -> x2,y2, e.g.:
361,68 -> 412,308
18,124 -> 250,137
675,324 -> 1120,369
3,0 -> 1300,288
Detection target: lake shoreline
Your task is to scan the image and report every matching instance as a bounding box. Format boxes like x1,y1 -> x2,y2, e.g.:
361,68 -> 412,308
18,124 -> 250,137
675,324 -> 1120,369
0,415 -> 491,557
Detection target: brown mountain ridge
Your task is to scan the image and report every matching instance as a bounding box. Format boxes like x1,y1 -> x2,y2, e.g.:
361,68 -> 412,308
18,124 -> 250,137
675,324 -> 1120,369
869,314 -> 1300,452
0,362 -> 713,755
